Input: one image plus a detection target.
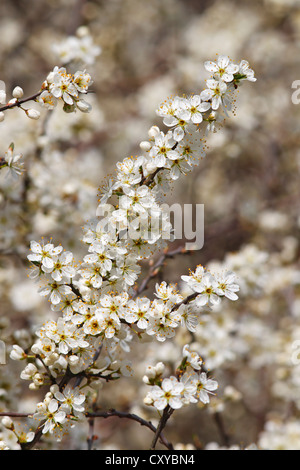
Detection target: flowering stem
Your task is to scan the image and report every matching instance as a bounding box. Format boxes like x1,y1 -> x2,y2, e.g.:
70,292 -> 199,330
0,409 -> 173,450
140,167 -> 161,186
134,245 -> 189,297
0,91 -> 42,112
171,291 -> 199,312
0,412 -> 45,451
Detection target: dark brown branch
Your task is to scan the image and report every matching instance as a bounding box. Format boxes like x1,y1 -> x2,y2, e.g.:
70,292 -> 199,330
140,167 -> 162,186
0,412 -> 31,418
170,291 -> 198,312
150,405 -> 174,450
87,409 -> 173,450
0,92 -> 42,112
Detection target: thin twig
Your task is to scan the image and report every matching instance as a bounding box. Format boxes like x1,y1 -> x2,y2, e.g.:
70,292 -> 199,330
87,416 -> 96,450
150,405 -> 174,450
0,407 -> 173,450
171,291 -> 198,312
134,245 -> 190,298
0,92 -> 42,112
0,412 -> 31,418
214,411 -> 230,447
87,409 -> 173,450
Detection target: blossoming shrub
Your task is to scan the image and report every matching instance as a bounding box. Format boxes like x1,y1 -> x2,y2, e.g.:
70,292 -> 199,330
0,31 -> 259,450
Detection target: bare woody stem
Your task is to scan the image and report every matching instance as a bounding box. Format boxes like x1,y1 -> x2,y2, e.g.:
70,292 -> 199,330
150,405 -> 174,450
87,409 -> 173,450
0,412 -> 30,418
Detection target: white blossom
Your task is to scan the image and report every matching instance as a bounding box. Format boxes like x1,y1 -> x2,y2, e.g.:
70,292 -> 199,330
146,376 -> 184,410
204,55 -> 239,82
33,399 -> 66,435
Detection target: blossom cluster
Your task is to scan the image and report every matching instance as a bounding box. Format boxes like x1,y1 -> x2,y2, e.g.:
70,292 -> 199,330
143,345 -> 218,411
19,235 -> 238,388
0,51 -> 95,133
181,265 -> 239,306
39,67 -> 93,113
155,55 -> 256,143
52,27 -> 102,66
5,54 -> 256,447
2,0 -> 300,451
32,385 -> 86,440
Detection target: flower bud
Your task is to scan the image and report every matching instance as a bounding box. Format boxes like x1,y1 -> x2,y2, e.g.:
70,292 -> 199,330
139,141 -> 151,151
145,365 -> 156,379
76,25 -> 90,38
68,354 -> 80,366
46,71 -> 55,84
44,392 -> 53,406
1,416 -> 14,430
33,373 -> 44,387
143,395 -> 154,406
50,384 -> 59,394
76,99 -> 92,113
29,382 -> 39,390
10,345 -> 26,361
25,108 -> 41,120
31,344 -> 41,355
35,402 -> 46,413
148,125 -> 160,138
12,86 -> 24,99
154,362 -> 165,375
44,352 -> 59,366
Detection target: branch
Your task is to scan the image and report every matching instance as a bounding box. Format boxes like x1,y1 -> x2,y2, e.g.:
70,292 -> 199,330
0,91 -> 42,112
0,407 -> 173,450
0,412 -> 31,418
87,409 -> 173,450
140,167 -> 161,186
134,245 -> 190,298
149,405 -> 174,450
171,291 -> 198,313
